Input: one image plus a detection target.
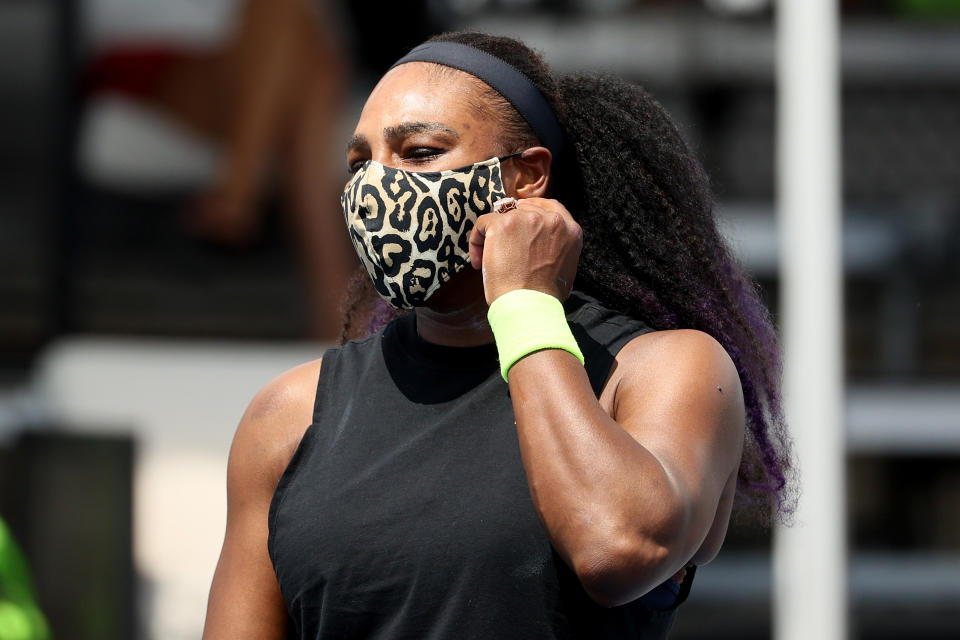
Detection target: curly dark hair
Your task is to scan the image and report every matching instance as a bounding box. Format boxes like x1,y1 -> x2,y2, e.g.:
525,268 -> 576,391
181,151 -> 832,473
338,31 -> 795,522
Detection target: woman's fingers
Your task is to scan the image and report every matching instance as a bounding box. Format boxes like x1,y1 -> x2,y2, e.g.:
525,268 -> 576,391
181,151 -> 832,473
468,213 -> 496,270
471,197 -> 582,304
517,198 -> 584,246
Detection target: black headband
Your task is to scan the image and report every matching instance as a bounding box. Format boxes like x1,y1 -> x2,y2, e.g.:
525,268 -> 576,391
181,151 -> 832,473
390,41 -> 565,162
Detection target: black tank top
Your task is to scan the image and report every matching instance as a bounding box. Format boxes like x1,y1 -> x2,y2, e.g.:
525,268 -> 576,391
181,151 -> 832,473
268,291 -> 695,639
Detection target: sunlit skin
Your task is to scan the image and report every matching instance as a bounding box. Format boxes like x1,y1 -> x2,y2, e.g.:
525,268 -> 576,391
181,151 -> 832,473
345,62 -> 565,347
201,62 -> 746,639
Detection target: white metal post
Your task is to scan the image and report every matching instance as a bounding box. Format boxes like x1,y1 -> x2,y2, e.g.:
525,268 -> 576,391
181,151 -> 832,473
773,0 -> 846,640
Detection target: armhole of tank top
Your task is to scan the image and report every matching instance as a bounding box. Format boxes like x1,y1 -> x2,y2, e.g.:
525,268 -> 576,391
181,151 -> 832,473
605,321 -> 656,356
572,301 -> 656,399
267,347 -> 341,566
672,563 -> 697,608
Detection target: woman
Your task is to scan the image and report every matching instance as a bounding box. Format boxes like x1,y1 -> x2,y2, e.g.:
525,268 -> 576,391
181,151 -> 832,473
202,31 -> 793,639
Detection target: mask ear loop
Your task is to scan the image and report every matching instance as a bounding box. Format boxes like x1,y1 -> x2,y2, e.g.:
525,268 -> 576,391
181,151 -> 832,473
494,150 -> 530,213
493,152 -> 523,214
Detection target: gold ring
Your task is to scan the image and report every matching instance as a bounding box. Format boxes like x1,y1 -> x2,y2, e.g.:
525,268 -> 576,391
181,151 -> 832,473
493,197 -> 518,214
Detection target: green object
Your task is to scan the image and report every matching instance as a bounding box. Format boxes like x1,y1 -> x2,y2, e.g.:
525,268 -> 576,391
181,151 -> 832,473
893,0 -> 960,19
488,288 -> 586,382
0,518 -> 50,640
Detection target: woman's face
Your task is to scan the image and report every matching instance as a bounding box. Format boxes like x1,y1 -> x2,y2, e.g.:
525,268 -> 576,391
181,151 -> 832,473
346,62 -> 505,178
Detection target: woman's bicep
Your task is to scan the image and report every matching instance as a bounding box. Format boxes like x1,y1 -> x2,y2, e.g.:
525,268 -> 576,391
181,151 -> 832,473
202,416 -> 289,639
613,330 -> 745,555
202,358 -> 322,639
202,497 -> 289,639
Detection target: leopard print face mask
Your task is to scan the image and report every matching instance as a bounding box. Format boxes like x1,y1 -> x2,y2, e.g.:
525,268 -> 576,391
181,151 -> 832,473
341,155 -> 512,309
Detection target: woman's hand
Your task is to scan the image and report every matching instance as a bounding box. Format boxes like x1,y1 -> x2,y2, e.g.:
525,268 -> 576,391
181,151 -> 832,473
468,197 -> 583,305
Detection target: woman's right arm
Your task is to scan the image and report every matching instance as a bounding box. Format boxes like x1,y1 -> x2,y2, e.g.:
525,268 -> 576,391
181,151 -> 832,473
202,358 -> 323,639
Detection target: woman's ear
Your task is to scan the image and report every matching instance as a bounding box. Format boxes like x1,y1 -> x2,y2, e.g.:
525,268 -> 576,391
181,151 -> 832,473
506,146 -> 552,199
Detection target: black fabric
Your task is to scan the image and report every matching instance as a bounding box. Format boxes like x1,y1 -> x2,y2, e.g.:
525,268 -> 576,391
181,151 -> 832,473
391,42 -> 566,161
268,291 -> 692,639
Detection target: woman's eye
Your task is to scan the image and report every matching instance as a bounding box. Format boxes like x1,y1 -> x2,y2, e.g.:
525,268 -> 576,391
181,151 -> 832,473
405,147 -> 443,162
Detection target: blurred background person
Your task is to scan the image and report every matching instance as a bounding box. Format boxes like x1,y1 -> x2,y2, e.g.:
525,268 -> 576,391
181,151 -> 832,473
84,0 -> 355,340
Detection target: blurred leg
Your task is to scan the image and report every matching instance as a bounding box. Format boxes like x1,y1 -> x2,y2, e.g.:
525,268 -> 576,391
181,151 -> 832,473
153,0 -> 325,246
148,49 -> 230,140
280,13 -> 357,340
147,0 -> 355,338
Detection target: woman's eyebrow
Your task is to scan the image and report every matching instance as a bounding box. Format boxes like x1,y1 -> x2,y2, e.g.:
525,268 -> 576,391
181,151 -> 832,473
346,133 -> 368,154
383,121 -> 460,142
346,122 -> 459,154
347,133 -> 370,153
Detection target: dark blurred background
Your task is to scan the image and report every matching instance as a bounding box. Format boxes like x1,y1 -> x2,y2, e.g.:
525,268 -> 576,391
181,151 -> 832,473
0,0 -> 957,638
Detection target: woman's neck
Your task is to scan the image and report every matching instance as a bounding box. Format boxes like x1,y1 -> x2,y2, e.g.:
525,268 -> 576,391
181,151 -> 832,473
413,270 -> 494,347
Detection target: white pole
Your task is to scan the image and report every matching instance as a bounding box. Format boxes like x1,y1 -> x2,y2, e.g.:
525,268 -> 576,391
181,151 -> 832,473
773,0 -> 846,639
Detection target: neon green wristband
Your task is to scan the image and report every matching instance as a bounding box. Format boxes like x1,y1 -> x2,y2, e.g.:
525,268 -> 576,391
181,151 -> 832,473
487,289 -> 585,383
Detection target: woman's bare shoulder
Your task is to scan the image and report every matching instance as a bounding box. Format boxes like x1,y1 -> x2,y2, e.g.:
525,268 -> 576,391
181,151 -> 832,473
228,358 -> 324,498
614,329 -> 741,395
